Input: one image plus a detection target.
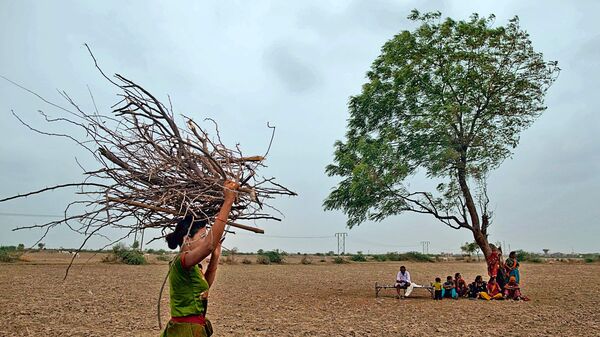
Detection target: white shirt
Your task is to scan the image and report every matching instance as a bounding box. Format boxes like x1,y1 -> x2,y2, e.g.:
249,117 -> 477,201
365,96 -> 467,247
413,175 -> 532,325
396,270 -> 411,283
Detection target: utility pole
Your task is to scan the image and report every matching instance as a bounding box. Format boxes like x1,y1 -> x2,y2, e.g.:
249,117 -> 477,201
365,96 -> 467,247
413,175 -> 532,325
420,241 -> 430,255
335,233 -> 347,255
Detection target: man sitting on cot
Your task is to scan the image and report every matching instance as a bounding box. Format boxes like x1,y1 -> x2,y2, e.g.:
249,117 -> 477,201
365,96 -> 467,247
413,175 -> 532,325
395,265 -> 415,298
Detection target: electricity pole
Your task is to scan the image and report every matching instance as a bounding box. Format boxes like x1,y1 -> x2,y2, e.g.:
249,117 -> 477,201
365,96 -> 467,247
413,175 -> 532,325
335,233 -> 347,255
420,241 -> 430,255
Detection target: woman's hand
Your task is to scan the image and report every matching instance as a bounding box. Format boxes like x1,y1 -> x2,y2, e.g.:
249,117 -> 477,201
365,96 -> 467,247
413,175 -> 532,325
223,180 -> 240,201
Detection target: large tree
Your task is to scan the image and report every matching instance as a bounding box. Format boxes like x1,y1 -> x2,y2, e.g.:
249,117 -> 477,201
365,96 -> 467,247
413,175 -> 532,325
324,11 -> 559,259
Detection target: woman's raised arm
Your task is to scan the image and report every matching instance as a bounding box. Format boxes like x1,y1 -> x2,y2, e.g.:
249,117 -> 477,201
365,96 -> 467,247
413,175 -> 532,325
183,181 -> 238,268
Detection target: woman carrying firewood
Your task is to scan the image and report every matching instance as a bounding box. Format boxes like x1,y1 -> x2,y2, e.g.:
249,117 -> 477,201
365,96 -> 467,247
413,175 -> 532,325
160,181 -> 239,337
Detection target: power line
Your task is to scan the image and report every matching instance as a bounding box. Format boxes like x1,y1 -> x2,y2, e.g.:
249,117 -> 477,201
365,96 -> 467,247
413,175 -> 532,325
236,233 -> 332,239
0,212 -> 63,218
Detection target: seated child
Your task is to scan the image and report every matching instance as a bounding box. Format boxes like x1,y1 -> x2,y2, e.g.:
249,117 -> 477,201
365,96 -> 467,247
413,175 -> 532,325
468,275 -> 487,299
503,276 -> 522,300
432,277 -> 443,300
454,272 -> 468,297
441,275 -> 457,299
480,276 -> 503,300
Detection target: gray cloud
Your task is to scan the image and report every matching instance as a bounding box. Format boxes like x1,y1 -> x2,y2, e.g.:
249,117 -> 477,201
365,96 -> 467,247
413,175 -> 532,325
264,42 -> 319,93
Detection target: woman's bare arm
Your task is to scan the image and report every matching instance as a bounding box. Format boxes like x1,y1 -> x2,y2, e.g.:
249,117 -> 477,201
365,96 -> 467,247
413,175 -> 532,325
183,181 -> 238,268
204,242 -> 222,286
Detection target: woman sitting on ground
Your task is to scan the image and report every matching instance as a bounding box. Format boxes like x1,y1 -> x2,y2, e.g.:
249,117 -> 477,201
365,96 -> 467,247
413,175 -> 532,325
160,181 -> 238,337
454,273 -> 468,297
480,276 -> 503,300
441,275 -> 457,299
503,276 -> 522,300
468,275 -> 487,299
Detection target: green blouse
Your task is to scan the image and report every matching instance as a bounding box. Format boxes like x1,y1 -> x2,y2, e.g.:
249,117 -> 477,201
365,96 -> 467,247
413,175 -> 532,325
169,254 -> 209,317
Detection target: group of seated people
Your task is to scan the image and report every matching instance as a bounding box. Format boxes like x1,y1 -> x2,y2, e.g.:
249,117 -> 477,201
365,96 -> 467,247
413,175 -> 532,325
395,250 -> 527,301
431,273 -> 524,301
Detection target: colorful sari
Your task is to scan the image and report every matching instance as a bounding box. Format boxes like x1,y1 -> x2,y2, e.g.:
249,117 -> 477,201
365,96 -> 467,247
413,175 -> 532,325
505,257 -> 520,283
503,277 -> 522,300
480,281 -> 503,300
487,251 -> 500,277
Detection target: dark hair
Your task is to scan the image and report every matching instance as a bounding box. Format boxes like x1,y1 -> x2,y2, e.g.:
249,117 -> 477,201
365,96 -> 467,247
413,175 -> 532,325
435,277 -> 441,282
165,215 -> 208,249
489,276 -> 496,283
455,272 -> 461,279
475,275 -> 483,282
400,265 -> 406,269
447,275 -> 452,280
509,251 -> 516,258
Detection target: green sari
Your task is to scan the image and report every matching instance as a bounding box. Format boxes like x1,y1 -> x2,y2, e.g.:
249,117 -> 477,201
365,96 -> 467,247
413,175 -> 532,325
160,254 -> 212,337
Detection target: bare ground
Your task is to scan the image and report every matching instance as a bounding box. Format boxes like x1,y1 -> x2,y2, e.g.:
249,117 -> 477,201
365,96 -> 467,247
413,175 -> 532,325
1,252 -> 599,337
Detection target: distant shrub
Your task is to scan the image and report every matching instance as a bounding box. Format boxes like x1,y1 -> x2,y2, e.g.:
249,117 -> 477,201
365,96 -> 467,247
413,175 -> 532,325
145,248 -> 156,254
105,243 -> 146,265
0,246 -> 22,263
301,255 -> 312,265
258,250 -> 284,264
315,252 -> 324,256
385,252 -> 401,261
256,255 -> 271,265
382,251 -> 434,262
350,252 -> 367,262
0,251 -> 18,262
402,252 -> 434,262
242,258 -> 252,264
516,250 -> 544,263
371,254 -> 387,262
319,259 -> 326,263
333,256 -> 347,264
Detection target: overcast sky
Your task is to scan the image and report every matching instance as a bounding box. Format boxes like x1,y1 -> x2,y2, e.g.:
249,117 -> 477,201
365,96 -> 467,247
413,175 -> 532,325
1,0 -> 598,254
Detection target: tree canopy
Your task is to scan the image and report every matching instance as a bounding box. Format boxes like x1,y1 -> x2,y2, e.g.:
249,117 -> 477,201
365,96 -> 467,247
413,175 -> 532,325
324,10 -> 559,256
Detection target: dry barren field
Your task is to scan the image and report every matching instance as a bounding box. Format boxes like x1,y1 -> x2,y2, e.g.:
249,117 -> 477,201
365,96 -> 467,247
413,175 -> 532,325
1,252 -> 599,337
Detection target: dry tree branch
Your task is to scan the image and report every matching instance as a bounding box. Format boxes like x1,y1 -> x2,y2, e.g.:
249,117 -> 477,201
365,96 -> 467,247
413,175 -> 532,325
0,47 -> 296,278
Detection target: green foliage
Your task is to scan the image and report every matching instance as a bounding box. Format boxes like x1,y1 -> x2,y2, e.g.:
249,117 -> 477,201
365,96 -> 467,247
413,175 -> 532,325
333,256 -> 348,264
37,243 -> 45,250
374,251 -> 434,262
324,10 -> 559,232
106,243 -> 146,265
301,255 -> 312,265
0,246 -> 22,262
242,258 -> 252,264
350,251 -> 367,262
17,244 -> 25,251
515,250 -> 543,263
257,250 -> 284,264
131,240 -> 140,250
371,254 -> 388,262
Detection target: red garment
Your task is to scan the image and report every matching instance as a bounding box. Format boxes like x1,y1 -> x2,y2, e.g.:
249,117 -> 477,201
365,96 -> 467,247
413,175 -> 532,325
170,315 -> 206,325
487,282 -> 501,297
487,251 -> 500,277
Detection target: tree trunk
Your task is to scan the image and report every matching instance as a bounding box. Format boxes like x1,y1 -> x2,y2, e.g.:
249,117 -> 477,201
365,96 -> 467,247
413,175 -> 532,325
456,154 -> 492,261
472,227 -> 491,260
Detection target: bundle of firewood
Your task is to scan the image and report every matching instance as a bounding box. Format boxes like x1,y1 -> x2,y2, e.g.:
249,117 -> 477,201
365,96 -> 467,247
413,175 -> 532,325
1,47 -> 295,250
